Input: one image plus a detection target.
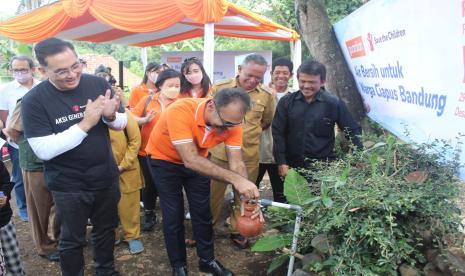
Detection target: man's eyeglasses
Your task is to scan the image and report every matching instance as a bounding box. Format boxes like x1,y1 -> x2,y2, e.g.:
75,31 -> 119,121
213,101 -> 242,127
49,62 -> 83,79
11,69 -> 30,74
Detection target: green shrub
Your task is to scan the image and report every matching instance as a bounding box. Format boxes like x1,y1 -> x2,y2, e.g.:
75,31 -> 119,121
253,134 -> 465,275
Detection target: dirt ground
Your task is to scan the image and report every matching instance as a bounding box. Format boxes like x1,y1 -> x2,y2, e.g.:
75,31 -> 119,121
6,160 -> 285,276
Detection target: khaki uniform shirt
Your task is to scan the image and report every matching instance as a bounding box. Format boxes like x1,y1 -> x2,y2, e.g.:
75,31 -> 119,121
209,77 -> 275,164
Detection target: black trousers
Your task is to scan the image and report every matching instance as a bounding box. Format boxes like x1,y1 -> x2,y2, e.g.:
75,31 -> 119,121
255,163 -> 287,203
149,159 -> 214,268
139,155 -> 158,210
51,181 -> 120,276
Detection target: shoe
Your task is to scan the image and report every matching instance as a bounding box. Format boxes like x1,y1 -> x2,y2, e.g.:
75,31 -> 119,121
172,266 -> 187,276
230,234 -> 249,249
39,251 -> 60,262
19,209 -> 28,222
128,239 -> 144,254
141,210 -> 156,232
199,259 -> 233,276
19,212 -> 28,222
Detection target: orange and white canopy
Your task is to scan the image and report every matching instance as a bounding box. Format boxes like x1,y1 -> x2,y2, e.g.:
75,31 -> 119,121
0,0 -> 302,88
0,0 -> 299,46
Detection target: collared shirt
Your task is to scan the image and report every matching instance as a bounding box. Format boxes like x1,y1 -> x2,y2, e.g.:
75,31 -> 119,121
132,92 -> 172,156
209,77 -> 275,164
272,89 -> 362,168
0,79 -> 40,148
145,98 -> 243,164
259,87 -> 294,164
128,84 -> 154,110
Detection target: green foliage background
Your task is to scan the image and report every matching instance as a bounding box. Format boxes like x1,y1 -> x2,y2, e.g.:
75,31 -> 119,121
252,133 -> 465,275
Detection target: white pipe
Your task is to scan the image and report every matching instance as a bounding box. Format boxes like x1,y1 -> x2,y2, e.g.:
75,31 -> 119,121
203,23 -> 215,81
258,199 -> 302,276
287,209 -> 302,276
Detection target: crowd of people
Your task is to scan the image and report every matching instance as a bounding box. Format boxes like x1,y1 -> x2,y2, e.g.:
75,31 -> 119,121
0,37 -> 362,276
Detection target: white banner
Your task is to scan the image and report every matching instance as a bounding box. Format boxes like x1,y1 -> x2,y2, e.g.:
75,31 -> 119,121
160,51 -> 272,85
334,0 -> 465,179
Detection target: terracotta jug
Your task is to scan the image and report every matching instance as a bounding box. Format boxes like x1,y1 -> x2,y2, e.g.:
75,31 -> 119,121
236,201 -> 265,237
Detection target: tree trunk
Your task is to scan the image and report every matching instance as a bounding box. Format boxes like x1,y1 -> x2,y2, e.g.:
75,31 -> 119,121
296,0 -> 366,123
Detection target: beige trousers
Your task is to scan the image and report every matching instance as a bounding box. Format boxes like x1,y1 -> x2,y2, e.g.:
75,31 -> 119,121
22,170 -> 59,255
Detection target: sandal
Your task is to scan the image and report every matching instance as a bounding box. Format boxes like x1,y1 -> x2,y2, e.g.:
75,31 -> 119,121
230,234 -> 249,249
185,238 -> 197,247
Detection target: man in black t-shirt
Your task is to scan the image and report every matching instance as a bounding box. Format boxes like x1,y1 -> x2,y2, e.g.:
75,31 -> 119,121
21,38 -> 127,276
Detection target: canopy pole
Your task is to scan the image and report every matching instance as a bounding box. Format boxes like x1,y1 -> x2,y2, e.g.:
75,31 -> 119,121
203,23 -> 215,81
292,40 -> 302,90
141,47 -> 148,70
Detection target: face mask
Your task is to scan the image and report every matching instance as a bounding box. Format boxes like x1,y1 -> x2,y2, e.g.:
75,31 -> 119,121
148,72 -> 158,83
161,87 -> 180,99
13,72 -> 32,84
185,72 -> 203,85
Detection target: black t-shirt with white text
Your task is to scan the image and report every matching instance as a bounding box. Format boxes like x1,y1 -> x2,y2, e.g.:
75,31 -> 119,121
21,74 -> 119,192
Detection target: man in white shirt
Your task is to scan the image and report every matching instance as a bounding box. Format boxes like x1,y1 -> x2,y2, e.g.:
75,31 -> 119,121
256,58 -> 295,203
0,56 -> 40,222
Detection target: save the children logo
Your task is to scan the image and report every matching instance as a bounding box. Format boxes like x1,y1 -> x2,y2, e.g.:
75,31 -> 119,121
345,36 -> 366,59
366,29 -> 406,51
367,33 -> 375,51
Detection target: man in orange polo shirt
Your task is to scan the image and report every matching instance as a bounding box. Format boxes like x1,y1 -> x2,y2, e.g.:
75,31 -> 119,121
145,88 -> 259,276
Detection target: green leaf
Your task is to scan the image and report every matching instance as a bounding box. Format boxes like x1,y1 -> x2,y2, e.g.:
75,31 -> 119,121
267,254 -> 289,275
251,234 -> 292,252
370,142 -> 386,150
284,169 -> 311,205
334,179 -> 346,189
301,196 -> 321,205
322,197 -> 333,208
321,182 -> 328,197
316,175 -> 338,182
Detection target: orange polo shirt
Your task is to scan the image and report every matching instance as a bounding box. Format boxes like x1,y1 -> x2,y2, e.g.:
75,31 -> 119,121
128,84 -> 156,110
145,98 -> 242,164
132,92 -> 173,156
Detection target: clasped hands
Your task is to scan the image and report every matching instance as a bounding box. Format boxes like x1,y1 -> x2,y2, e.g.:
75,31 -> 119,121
78,89 -> 121,132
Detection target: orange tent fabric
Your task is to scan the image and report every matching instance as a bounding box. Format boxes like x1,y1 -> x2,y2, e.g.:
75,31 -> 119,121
0,0 -> 299,46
